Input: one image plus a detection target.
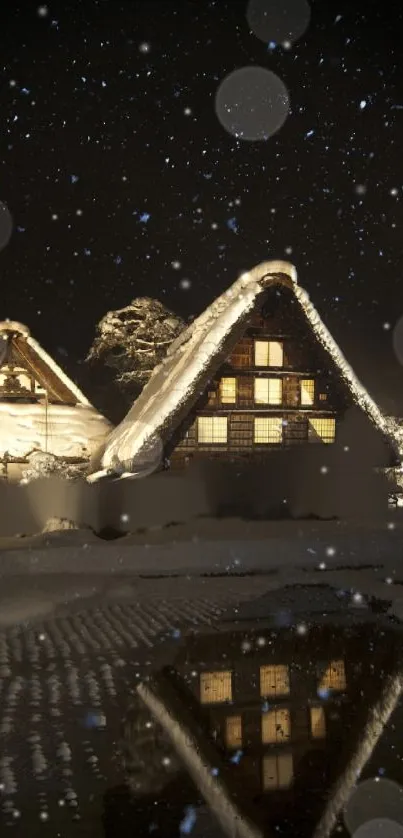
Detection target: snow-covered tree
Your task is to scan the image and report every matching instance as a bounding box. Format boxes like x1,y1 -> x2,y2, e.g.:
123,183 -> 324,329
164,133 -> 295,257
86,297 -> 185,394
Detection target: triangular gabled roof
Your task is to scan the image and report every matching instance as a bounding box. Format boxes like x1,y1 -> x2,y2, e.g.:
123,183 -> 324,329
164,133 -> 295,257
88,260 -> 403,480
0,320 -> 92,406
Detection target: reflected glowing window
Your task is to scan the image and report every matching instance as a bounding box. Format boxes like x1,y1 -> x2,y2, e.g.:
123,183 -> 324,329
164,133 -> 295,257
198,417 -> 228,444
220,377 -> 237,404
255,341 -> 284,367
260,665 -> 290,697
318,660 -> 347,693
309,417 -> 336,443
262,753 -> 293,790
226,715 -> 242,748
254,378 -> 282,405
300,379 -> 315,406
200,671 -> 232,704
254,417 -> 283,444
310,706 -> 326,739
262,709 -> 291,744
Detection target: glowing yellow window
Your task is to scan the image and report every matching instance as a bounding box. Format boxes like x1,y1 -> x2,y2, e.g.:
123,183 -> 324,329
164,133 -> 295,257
260,665 -> 290,697
225,715 -> 242,748
254,341 -> 284,367
220,377 -> 237,404
200,671 -> 232,704
310,706 -> 326,739
254,378 -> 282,405
254,417 -> 283,444
318,660 -> 346,693
262,753 -> 293,790
300,379 -> 315,406
262,709 -> 291,744
309,417 -> 336,443
198,416 -> 228,444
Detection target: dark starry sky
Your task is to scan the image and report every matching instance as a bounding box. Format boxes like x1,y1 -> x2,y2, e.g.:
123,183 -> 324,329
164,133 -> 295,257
1,0 -> 403,414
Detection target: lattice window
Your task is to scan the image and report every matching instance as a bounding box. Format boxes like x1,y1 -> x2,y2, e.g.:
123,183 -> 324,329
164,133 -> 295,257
300,379 -> 315,406
254,417 -> 283,444
254,378 -> 282,405
198,416 -> 228,444
200,671 -> 232,704
262,753 -> 294,790
260,665 -> 290,697
254,341 -> 284,367
262,709 -> 291,744
309,417 -> 336,443
310,706 -> 326,739
318,660 -> 346,693
220,377 -> 237,404
225,715 -> 242,748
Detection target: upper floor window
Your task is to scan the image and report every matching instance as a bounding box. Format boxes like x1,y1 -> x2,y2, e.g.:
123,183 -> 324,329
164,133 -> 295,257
318,660 -> 347,693
260,664 -> 290,697
220,377 -> 237,404
200,670 -> 232,704
255,340 -> 283,368
310,706 -> 326,739
226,715 -> 243,749
254,378 -> 282,405
198,416 -> 228,444
262,709 -> 291,744
309,417 -> 335,444
300,379 -> 315,406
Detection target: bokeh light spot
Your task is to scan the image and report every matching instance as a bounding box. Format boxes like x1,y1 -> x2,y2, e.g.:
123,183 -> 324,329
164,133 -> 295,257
353,819 -> 403,838
215,66 -> 290,142
345,779 -> 403,836
246,0 -> 311,47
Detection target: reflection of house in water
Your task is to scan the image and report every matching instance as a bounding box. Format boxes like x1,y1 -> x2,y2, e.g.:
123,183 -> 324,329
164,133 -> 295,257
163,621 -> 400,835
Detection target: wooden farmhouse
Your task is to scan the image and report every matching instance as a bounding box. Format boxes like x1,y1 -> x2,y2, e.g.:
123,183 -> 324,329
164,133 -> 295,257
89,261 -> 403,482
0,320 -> 112,481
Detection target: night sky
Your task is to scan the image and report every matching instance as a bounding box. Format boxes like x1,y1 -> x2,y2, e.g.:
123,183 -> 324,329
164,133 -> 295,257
2,0 -> 403,416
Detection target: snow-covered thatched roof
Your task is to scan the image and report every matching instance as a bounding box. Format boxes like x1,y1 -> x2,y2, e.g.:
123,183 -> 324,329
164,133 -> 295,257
0,321 -> 112,463
0,320 -> 91,405
88,260 -> 403,480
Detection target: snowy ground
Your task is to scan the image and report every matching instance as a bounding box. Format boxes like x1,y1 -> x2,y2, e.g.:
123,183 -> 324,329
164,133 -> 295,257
0,516 -> 403,576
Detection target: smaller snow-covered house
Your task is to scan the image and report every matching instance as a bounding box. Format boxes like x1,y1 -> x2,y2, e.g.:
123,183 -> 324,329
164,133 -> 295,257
0,320 -> 112,481
88,260 -> 403,486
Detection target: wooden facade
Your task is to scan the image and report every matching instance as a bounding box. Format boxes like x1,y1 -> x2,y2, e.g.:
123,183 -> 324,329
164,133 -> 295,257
168,286 -> 347,466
